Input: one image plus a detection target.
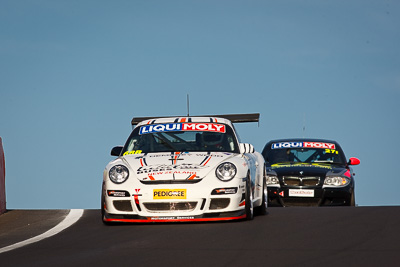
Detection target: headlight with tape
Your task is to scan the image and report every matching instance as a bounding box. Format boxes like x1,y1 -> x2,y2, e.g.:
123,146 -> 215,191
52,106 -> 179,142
109,165 -> 129,184
266,175 -> 280,187
323,176 -> 350,187
215,162 -> 237,181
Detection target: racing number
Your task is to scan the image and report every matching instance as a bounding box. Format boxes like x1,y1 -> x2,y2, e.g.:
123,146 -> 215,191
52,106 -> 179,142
325,149 -> 338,154
123,150 -> 143,156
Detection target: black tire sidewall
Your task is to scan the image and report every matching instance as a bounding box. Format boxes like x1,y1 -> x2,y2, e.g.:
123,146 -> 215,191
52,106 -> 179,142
245,176 -> 254,220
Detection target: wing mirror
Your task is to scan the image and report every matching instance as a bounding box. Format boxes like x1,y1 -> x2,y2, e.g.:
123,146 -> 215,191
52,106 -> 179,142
239,143 -> 255,154
111,146 -> 123,156
348,157 -> 360,165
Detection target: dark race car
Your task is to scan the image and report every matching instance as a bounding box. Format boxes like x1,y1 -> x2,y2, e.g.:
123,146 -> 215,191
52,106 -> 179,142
262,138 -> 360,207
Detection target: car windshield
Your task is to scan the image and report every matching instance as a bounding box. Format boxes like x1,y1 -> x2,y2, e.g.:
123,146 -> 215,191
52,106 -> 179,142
122,123 -> 240,154
263,142 -> 346,165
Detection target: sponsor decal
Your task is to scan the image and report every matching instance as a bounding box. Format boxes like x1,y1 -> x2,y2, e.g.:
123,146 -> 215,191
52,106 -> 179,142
150,216 -> 195,220
137,164 -> 208,174
139,123 -> 226,135
212,187 -> 238,195
289,189 -> 314,197
107,190 -> 129,197
147,171 -> 197,175
143,171 -> 198,180
123,150 -> 143,156
153,189 -> 187,199
272,142 -> 335,149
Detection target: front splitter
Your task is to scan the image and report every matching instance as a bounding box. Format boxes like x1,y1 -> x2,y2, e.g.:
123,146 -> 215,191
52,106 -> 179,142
103,210 -> 246,223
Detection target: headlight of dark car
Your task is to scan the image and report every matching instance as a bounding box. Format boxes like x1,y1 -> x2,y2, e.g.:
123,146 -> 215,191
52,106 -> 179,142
266,175 -> 280,187
215,162 -> 236,181
323,176 -> 350,187
109,165 -> 129,184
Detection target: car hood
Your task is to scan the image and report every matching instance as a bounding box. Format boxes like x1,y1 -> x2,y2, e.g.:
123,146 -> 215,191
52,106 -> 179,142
267,162 -> 347,177
122,152 -> 236,182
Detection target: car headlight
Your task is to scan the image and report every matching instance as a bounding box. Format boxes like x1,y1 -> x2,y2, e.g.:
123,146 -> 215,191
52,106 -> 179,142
109,165 -> 129,184
266,175 -> 280,187
323,176 -> 350,187
216,162 -> 237,181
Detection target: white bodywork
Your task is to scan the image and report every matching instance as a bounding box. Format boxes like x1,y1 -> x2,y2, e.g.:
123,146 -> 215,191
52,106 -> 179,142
102,116 -> 266,223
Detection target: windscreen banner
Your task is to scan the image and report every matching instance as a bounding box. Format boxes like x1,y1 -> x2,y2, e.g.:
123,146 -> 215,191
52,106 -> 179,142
0,137 -> 5,214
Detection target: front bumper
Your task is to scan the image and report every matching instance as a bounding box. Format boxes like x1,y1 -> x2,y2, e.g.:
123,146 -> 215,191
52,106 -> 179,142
267,186 -> 353,207
103,178 -> 248,223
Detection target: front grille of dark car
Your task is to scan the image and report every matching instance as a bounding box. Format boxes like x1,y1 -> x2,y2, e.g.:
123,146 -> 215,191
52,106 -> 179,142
209,198 -> 230,210
113,200 -> 133,211
143,202 -> 197,212
283,176 -> 320,187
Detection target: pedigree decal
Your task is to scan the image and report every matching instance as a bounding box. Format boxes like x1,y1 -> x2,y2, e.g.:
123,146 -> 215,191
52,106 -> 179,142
153,189 -> 187,199
139,123 -> 225,135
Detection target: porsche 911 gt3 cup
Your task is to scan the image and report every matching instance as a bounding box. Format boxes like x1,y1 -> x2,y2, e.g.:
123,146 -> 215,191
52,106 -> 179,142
102,114 -> 267,223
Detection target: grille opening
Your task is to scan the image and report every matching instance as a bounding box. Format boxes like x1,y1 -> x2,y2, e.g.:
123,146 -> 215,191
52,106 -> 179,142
113,200 -> 133,211
143,202 -> 197,212
209,198 -> 230,210
200,199 -> 206,210
283,176 -> 320,187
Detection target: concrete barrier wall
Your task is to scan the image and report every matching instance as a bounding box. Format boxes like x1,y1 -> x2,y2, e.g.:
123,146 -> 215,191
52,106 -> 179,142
0,137 -> 6,214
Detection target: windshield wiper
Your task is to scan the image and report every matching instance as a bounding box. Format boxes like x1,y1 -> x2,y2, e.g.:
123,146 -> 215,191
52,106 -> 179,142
314,161 -> 344,165
272,161 -> 297,165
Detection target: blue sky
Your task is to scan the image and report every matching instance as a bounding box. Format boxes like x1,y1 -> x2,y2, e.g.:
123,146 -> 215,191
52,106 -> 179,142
1,0 -> 399,209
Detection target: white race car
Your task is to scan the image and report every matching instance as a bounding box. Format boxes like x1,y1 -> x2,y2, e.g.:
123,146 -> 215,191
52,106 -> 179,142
102,114 -> 267,223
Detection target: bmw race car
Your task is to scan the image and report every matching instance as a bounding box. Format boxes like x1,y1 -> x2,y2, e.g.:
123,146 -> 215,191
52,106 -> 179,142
102,114 -> 267,223
262,138 -> 360,207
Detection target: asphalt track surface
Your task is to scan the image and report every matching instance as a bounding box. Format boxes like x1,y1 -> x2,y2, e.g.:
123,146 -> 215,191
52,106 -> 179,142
0,207 -> 399,267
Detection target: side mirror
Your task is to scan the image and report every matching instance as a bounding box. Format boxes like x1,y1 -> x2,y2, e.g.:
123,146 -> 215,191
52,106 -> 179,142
111,146 -> 123,156
239,143 -> 255,154
348,157 -> 360,166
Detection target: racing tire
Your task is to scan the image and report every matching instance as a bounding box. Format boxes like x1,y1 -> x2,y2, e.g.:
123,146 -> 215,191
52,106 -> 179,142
350,191 -> 356,207
245,175 -> 254,220
255,177 -> 268,215
344,189 -> 356,207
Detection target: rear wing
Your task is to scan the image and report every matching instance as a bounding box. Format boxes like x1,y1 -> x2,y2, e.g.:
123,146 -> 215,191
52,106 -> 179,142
131,113 -> 260,126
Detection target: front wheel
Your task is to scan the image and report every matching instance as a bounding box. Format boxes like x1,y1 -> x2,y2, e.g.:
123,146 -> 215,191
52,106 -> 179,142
245,176 -> 254,220
349,191 -> 356,206
255,177 -> 268,215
